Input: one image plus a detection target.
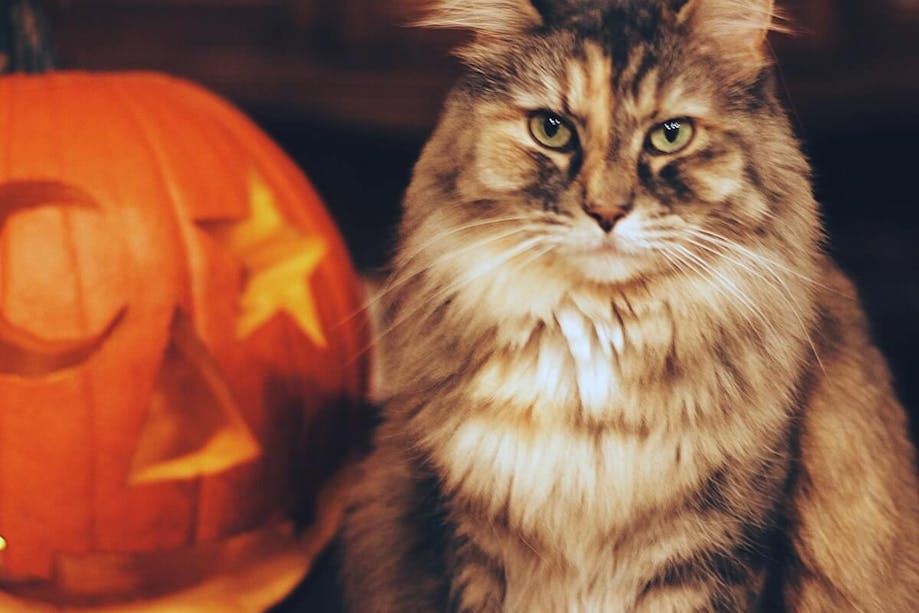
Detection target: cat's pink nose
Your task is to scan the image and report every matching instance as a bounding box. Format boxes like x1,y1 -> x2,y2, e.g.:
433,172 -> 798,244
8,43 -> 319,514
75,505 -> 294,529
585,207 -> 628,233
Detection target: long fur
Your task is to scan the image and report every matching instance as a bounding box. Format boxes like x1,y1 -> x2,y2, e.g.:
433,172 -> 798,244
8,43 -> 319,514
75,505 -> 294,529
341,1 -> 919,611
416,0 -> 543,35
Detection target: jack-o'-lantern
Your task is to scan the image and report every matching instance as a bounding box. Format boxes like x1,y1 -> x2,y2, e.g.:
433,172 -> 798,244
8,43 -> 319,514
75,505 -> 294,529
0,72 -> 369,609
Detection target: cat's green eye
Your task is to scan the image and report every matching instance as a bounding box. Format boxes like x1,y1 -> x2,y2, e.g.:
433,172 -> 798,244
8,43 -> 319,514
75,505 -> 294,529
528,111 -> 576,151
647,119 -> 695,154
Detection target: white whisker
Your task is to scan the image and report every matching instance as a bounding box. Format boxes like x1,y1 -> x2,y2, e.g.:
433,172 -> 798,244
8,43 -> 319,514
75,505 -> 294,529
690,227 -> 841,296
661,243 -> 767,337
681,229 -> 825,372
395,215 -> 538,269
365,235 -> 556,351
381,224 -> 542,303
337,223 -> 541,329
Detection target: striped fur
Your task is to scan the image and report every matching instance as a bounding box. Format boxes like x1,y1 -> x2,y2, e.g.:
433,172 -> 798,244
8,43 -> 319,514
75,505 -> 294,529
341,1 -> 919,611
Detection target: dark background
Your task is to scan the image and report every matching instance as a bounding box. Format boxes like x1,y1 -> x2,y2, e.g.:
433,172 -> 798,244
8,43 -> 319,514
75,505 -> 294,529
44,0 -> 919,437
38,2 -> 919,607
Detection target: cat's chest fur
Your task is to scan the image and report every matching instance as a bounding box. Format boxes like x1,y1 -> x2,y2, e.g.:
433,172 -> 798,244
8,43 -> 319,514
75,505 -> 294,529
430,303 -> 710,560
468,305 -> 625,419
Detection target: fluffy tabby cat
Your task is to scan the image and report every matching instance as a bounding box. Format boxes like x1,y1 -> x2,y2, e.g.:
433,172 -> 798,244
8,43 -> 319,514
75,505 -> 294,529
340,0 -> 919,610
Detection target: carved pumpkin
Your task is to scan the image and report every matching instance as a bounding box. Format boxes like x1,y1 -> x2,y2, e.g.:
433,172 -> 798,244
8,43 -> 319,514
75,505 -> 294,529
0,72 -> 369,607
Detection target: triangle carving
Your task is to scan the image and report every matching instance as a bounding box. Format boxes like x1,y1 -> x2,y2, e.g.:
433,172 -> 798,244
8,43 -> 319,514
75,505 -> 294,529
129,310 -> 261,484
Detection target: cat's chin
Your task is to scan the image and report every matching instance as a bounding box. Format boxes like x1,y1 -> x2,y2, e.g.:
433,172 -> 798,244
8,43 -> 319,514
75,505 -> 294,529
565,248 -> 655,286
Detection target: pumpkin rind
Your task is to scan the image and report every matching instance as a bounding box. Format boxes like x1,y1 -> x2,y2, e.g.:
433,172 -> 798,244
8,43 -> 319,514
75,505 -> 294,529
0,72 -> 368,602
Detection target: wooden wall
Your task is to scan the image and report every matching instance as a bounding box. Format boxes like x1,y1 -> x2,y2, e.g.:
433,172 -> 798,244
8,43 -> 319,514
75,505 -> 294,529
45,0 -> 919,131
39,0 -> 919,437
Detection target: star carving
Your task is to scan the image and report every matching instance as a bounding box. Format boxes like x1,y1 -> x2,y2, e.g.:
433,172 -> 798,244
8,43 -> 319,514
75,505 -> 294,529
198,174 -> 328,347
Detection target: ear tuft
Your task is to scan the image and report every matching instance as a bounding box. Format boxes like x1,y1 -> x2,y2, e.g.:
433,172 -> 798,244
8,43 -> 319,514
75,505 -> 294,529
414,0 -> 543,39
680,0 -> 789,69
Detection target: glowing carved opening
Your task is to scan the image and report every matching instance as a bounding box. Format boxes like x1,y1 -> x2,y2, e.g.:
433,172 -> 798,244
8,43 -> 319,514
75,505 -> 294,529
0,180 -> 97,220
197,174 -> 328,346
0,180 -> 125,377
129,311 -> 261,484
0,308 -> 126,378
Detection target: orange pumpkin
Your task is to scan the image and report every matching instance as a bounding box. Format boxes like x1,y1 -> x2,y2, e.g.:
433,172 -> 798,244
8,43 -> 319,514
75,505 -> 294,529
0,72 -> 369,607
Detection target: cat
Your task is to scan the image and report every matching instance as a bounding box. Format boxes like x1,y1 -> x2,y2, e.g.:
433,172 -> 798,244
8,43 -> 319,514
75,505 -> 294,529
339,1 -> 919,611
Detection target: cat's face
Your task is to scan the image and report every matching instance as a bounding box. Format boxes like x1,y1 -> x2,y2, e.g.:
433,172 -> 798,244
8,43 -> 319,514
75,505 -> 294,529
405,0 -> 816,295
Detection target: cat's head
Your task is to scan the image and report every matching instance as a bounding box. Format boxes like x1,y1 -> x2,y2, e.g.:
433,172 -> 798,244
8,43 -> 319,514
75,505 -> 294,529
401,0 -> 818,302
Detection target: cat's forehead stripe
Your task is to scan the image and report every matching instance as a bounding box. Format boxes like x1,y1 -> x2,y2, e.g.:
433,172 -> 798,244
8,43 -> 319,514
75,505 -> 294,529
619,49 -> 660,120
566,42 -> 613,148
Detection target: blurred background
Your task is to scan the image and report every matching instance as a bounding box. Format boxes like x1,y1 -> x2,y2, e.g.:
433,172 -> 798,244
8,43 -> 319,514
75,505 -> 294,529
42,0 -> 919,439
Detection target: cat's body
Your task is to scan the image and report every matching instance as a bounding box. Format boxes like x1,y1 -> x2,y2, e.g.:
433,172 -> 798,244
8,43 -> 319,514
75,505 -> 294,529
340,1 -> 919,610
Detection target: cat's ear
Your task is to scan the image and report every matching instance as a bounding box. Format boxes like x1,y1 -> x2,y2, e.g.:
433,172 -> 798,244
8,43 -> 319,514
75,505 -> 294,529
416,1 -> 555,65
417,1 -> 544,40
679,0 -> 784,71
529,0 -> 577,22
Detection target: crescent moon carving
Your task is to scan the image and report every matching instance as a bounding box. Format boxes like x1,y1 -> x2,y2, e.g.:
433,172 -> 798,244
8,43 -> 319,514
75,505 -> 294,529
0,308 -> 127,377
0,180 -> 126,377
0,180 -> 98,222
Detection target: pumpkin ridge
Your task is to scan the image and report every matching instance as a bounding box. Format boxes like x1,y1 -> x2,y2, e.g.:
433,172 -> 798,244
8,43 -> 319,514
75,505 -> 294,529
100,77 -> 208,550
153,74 -> 250,223
54,160 -> 103,537
59,76 -> 102,562
188,90 -> 353,360
106,78 -> 258,548
104,78 -> 198,320
222,117 -> 364,397
0,76 -> 20,312
267,157 -> 370,397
